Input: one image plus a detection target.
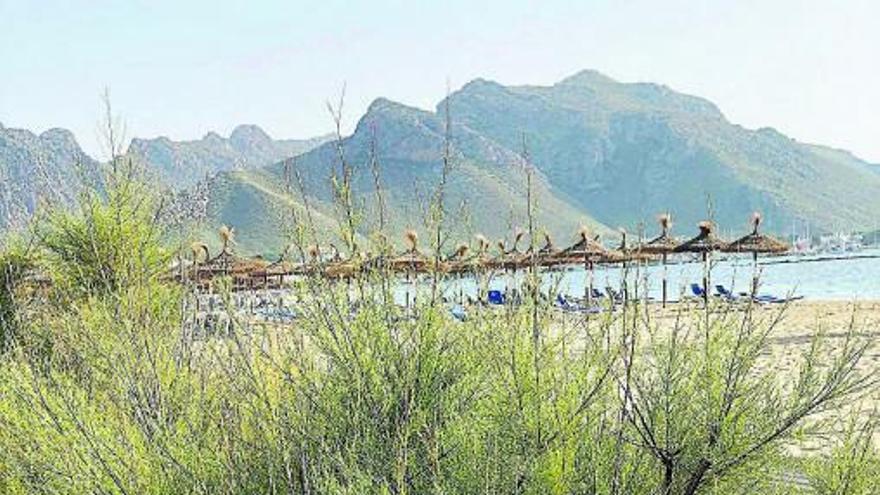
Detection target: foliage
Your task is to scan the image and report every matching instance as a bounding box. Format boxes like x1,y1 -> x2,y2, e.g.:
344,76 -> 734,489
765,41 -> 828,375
803,416 -> 880,494
37,159 -> 170,296
0,258 -> 876,493
0,112 -> 878,494
0,236 -> 35,351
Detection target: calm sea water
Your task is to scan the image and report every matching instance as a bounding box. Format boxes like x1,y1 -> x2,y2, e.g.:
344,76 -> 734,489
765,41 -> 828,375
403,249 -> 880,303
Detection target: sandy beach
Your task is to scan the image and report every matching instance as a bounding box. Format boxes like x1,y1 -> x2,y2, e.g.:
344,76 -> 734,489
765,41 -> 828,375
649,300 -> 880,452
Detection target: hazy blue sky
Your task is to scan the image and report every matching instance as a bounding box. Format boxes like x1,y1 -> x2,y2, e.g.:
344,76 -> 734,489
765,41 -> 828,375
2,0 -> 879,161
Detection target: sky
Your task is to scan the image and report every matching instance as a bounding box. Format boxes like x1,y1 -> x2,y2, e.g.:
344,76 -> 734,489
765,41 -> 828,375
2,0 -> 879,162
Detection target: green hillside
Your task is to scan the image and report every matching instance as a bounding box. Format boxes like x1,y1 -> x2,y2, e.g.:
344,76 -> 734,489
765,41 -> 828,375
200,98 -> 608,256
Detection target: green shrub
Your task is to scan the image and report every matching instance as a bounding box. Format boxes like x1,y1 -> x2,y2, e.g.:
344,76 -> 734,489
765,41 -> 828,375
37,161 -> 169,297
0,237 -> 36,352
0,158 -> 877,493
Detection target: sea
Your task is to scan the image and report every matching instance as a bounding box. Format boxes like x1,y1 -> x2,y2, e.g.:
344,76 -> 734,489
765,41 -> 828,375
407,249 -> 880,303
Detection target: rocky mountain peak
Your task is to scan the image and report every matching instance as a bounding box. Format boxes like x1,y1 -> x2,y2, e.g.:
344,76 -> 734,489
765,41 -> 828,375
229,124 -> 272,149
556,69 -> 617,87
39,128 -> 81,150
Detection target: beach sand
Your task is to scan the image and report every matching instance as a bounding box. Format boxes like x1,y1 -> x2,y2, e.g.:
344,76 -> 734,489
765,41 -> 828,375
646,299 -> 880,453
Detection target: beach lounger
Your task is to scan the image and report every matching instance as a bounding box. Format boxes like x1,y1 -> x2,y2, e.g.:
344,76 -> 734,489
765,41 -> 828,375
690,283 -> 707,298
556,295 -> 603,314
716,284 -> 803,304
488,290 -> 505,305
755,294 -> 804,304
714,284 -> 745,301
450,304 -> 467,321
605,287 -> 624,303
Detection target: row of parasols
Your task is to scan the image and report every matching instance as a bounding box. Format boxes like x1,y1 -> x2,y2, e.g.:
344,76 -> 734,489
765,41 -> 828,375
181,213 -> 788,306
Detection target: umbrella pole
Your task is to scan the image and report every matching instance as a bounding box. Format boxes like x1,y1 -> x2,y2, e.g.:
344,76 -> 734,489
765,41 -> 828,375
702,251 -> 709,305
587,258 -> 594,307
583,255 -> 590,306
406,271 -> 411,310
662,253 -> 668,308
752,251 -> 759,296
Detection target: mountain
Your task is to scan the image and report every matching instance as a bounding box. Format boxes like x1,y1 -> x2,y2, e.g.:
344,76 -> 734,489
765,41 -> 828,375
197,99 -> 606,255
0,122 -> 100,231
438,70 -> 880,235
6,70 -> 880,255
127,125 -> 332,187
200,70 -> 880,255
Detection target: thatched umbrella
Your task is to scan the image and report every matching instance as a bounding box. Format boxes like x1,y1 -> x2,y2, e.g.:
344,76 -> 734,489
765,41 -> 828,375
323,257 -> 356,279
639,213 -> 680,307
674,221 -> 727,303
285,245 -> 322,277
530,232 -> 563,300
324,252 -> 367,304
723,212 -> 789,295
520,232 -> 561,268
264,259 -> 295,287
492,230 -> 528,295
189,242 -> 209,286
447,234 -> 495,302
444,242 -> 468,267
536,233 -> 560,265
444,243 -> 471,303
494,230 -> 531,298
256,244 -> 307,287
554,226 -> 608,306
197,226 -> 247,290
613,228 -> 632,302
389,230 -> 432,273
475,235 -> 496,302
389,230 -> 432,307
240,255 -> 272,290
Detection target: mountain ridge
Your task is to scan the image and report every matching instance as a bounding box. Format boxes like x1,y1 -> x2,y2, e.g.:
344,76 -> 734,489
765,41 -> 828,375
0,123 -> 100,230
127,124 -> 333,187
197,70 -> 880,254
5,69 -> 880,255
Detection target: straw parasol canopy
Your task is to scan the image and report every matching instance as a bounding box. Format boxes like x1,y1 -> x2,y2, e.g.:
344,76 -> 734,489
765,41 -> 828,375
642,213 -> 678,306
538,232 -> 556,255
520,232 -> 563,267
198,226 -> 244,276
724,212 -> 789,296
673,221 -> 727,254
555,226 -> 609,304
640,213 -> 680,255
675,221 -> 726,303
253,245 -> 304,281
324,252 -> 366,279
191,242 -> 210,263
388,230 -> 433,273
264,259 -> 297,278
723,212 -> 789,255
182,241 -> 210,283
444,242 -> 472,274
492,229 -> 529,270
236,255 -> 271,275
553,226 -> 608,263
599,228 -> 653,264
288,244 -> 328,276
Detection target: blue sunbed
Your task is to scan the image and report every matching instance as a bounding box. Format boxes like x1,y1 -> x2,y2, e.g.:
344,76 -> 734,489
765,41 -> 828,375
488,290 -> 505,305
557,295 -> 603,314
690,283 -> 707,298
